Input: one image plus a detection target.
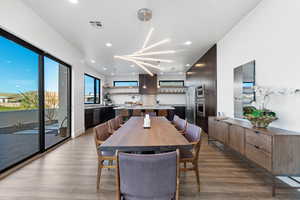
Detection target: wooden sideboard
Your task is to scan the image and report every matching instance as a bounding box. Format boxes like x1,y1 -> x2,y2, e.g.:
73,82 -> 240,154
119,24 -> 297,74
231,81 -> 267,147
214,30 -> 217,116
208,117 -> 300,196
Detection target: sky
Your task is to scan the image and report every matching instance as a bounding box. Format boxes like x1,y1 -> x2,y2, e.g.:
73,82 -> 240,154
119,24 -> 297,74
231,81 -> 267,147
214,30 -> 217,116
0,36 -> 62,94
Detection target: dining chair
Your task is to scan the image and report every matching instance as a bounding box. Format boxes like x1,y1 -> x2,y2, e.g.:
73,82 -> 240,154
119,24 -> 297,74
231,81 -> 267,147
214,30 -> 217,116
132,109 -> 142,116
120,109 -> 129,121
180,123 -> 202,192
116,115 -> 124,127
158,109 -> 168,117
148,112 -> 157,117
108,118 -> 119,133
94,122 -> 116,190
172,115 -> 180,124
116,150 -> 180,200
174,116 -> 187,133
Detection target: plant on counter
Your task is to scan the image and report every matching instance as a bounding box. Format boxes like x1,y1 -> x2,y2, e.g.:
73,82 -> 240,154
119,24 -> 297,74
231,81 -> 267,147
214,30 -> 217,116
243,86 -> 299,128
244,106 -> 277,128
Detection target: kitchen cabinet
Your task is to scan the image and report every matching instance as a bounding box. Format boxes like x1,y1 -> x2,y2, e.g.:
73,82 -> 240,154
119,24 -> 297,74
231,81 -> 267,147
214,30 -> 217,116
139,74 -> 157,94
168,106 -> 186,121
186,45 -> 217,132
85,106 -> 115,129
208,116 -> 300,196
228,124 -> 245,155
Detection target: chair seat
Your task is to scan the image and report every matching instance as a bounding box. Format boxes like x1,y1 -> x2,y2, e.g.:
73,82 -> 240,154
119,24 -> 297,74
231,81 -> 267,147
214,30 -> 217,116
180,149 -> 193,159
99,150 -> 115,156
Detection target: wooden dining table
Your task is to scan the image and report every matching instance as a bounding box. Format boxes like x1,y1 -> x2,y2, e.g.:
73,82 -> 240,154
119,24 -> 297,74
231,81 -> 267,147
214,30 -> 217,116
100,117 -> 192,152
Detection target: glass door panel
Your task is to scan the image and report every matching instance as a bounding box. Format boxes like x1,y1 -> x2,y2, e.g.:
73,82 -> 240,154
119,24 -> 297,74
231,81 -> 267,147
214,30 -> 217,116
0,36 -> 40,172
44,57 -> 70,149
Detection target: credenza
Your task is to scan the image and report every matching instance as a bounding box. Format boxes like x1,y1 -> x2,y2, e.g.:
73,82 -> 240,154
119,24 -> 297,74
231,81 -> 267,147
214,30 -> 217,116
208,117 -> 300,196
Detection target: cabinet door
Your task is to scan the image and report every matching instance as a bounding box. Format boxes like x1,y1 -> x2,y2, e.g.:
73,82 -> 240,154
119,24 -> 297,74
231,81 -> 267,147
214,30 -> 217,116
215,121 -> 228,144
208,118 -> 216,140
93,108 -> 101,126
228,125 -> 245,154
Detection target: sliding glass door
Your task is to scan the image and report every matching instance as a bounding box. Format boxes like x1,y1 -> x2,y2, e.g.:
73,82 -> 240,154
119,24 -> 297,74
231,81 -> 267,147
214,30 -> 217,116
0,29 -> 72,173
44,57 -> 71,149
0,35 -> 40,172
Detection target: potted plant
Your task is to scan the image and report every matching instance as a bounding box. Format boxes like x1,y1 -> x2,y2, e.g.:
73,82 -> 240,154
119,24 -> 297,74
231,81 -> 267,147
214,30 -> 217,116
243,86 -> 299,128
244,107 -> 277,128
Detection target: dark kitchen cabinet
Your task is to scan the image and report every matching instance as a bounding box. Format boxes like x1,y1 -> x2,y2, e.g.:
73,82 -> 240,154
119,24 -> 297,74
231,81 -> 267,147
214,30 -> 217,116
168,106 -> 186,121
139,74 -> 157,94
85,106 -> 115,129
186,45 -> 217,133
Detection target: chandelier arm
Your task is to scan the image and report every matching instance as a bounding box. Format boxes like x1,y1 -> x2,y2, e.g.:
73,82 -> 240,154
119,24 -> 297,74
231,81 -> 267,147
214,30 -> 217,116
128,50 -> 176,57
114,56 -> 153,76
142,27 -> 154,49
134,38 -> 170,54
125,56 -> 173,63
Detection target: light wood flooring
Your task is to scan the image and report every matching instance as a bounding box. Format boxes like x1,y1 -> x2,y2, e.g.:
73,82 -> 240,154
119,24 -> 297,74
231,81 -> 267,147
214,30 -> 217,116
0,129 -> 299,200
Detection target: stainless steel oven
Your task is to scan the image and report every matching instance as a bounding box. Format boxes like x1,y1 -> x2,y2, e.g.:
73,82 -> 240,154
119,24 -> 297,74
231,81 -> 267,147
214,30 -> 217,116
196,85 -> 205,98
196,100 -> 205,117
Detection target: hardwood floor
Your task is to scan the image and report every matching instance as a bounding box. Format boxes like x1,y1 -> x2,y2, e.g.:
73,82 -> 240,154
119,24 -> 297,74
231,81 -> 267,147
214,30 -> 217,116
0,129 -> 299,200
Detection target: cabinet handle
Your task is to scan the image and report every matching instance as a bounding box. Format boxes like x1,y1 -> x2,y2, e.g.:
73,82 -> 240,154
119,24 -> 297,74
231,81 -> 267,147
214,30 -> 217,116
254,145 -> 260,149
255,131 -> 260,134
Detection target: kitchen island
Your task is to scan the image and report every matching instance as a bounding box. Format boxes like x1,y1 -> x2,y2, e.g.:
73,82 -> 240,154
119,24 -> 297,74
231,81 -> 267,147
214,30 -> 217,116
113,105 -> 175,110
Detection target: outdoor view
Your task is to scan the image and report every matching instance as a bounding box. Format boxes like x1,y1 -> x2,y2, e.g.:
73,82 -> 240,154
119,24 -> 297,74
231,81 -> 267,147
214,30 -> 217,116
0,36 -> 70,172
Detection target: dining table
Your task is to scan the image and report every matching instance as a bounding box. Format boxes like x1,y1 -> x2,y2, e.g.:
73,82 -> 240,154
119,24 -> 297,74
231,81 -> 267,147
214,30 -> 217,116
99,116 -> 192,152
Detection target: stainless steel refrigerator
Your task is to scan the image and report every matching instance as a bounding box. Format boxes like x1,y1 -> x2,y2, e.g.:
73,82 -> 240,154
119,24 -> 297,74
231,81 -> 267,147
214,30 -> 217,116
185,87 -> 196,124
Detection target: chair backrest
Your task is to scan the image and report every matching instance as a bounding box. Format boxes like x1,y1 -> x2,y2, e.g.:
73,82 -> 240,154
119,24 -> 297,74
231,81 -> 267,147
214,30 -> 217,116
116,115 -> 123,126
173,115 -> 180,123
175,118 -> 187,131
94,122 -> 111,155
148,112 -> 157,117
117,151 -> 179,200
132,109 -> 142,116
185,123 -> 202,158
158,109 -> 168,117
108,118 -> 119,132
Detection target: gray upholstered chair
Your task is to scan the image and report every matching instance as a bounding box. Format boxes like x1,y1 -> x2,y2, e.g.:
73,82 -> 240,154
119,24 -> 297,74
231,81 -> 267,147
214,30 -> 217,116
94,122 -> 116,190
180,123 -> 202,192
116,150 -> 180,200
173,116 -> 187,133
116,115 -> 124,127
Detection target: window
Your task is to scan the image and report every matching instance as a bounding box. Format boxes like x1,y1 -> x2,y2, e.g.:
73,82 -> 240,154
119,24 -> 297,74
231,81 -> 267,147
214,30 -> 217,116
159,80 -> 184,87
84,74 -> 101,104
0,28 -> 72,173
114,81 -> 138,87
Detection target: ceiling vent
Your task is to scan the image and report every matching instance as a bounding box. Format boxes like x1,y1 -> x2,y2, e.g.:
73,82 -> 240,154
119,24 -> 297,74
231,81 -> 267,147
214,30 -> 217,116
89,21 -> 103,29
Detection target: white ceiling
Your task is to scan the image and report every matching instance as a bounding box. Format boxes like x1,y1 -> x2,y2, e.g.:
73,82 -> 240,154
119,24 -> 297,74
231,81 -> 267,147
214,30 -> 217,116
22,0 -> 262,76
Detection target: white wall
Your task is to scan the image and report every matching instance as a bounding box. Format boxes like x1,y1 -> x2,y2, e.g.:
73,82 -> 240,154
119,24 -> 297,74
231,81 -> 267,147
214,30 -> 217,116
105,74 -> 186,105
217,0 -> 300,132
0,0 -> 104,137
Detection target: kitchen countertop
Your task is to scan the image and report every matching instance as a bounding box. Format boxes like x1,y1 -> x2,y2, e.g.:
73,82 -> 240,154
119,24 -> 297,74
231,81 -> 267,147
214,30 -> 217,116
85,104 -> 114,109
113,105 -> 175,110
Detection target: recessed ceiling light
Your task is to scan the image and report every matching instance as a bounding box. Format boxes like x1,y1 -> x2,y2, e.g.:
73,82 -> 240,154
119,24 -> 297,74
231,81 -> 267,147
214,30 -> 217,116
184,41 -> 192,45
195,63 -> 206,67
130,64 -> 135,68
106,43 -> 112,47
103,67 -> 107,71
185,64 -> 191,67
91,59 -> 96,63
69,0 -> 78,4
111,72 -> 115,76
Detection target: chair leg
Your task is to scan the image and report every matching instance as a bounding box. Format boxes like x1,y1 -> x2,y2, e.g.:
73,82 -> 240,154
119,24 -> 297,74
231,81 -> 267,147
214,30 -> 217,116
97,162 -> 102,191
194,163 -> 200,192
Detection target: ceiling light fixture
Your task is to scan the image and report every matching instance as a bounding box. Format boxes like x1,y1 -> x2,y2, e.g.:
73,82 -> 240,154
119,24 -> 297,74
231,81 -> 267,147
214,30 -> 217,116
103,67 -> 107,70
195,63 -> 206,67
91,60 -> 96,63
114,28 -> 175,76
184,41 -> 192,45
130,64 -> 135,67
69,0 -> 78,4
185,64 -> 191,67
105,42 -> 112,47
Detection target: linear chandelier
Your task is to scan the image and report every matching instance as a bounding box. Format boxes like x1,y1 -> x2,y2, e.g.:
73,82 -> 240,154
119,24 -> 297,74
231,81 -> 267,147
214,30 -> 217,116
114,28 -> 175,76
